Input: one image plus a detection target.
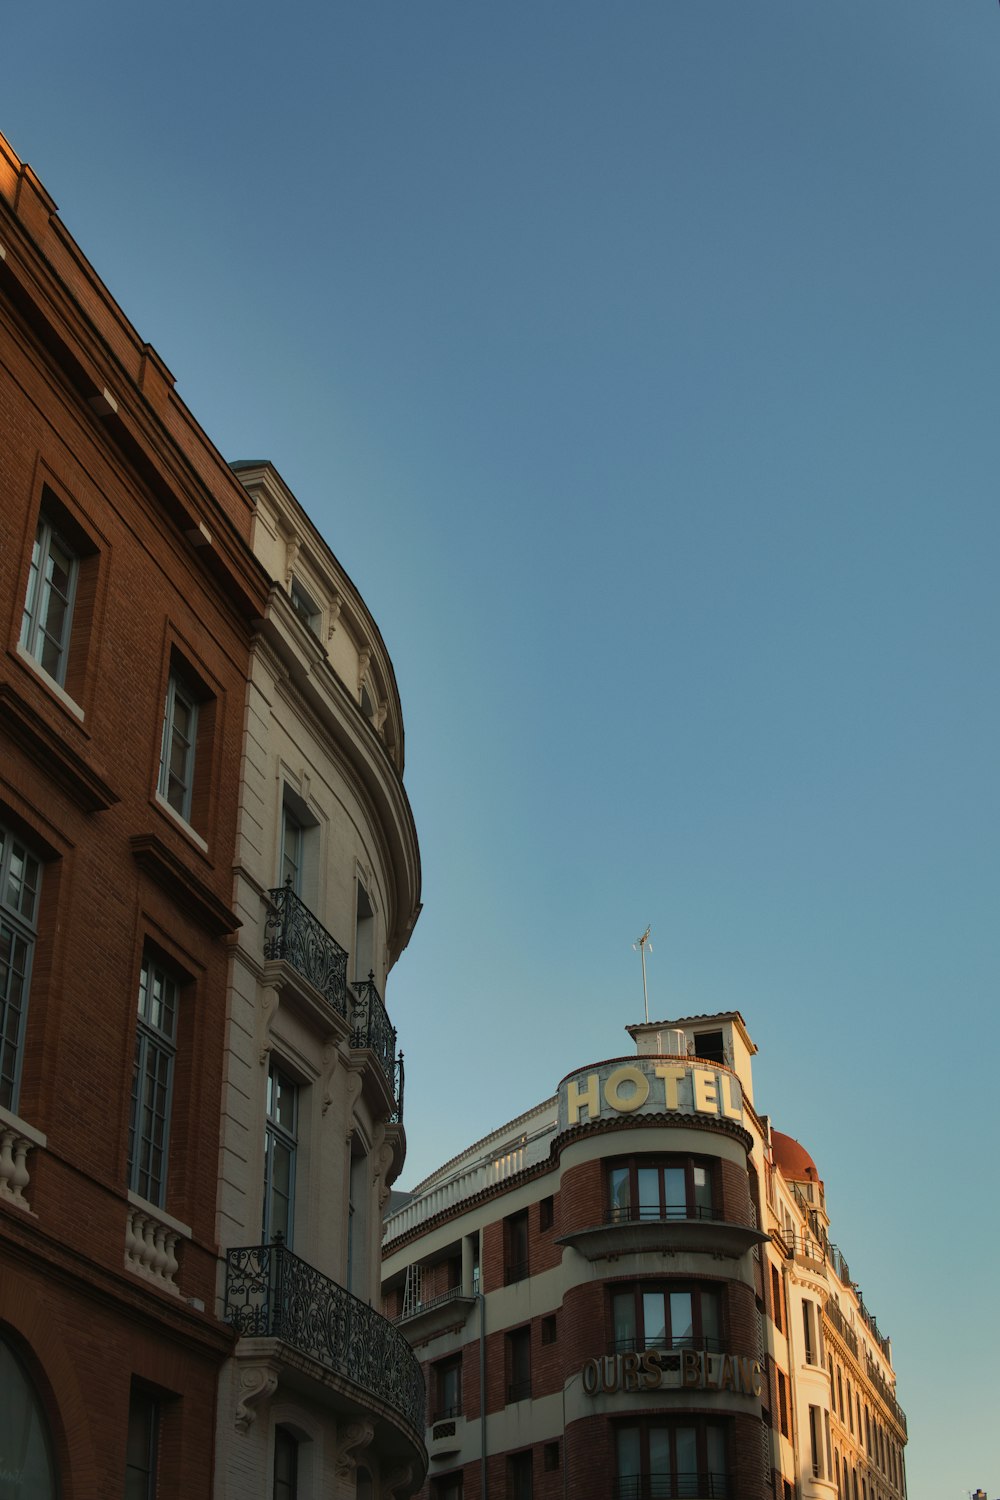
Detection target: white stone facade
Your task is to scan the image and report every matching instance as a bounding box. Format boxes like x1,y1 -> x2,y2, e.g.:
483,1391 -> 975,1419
215,463 -> 425,1500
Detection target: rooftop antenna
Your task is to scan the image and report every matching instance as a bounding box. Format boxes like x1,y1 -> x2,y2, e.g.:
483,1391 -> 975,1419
633,925 -> 652,1023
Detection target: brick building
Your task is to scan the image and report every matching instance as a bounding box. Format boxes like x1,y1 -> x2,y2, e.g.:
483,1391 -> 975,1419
0,130 -> 270,1495
1,127 -> 429,1500
381,1013 -> 907,1500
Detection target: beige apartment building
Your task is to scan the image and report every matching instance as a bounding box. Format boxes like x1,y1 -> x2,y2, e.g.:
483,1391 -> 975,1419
214,461 -> 426,1499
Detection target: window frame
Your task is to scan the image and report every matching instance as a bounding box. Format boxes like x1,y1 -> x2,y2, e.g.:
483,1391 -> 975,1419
507,1449 -> 533,1500
20,511 -> 79,689
273,1424 -> 298,1500
506,1325 -> 531,1404
0,822 -> 41,1114
504,1208 -> 529,1285
608,1155 -> 717,1224
614,1419 -> 728,1500
610,1282 -> 723,1355
127,950 -> 180,1209
433,1355 -> 463,1421
263,1058 -> 298,1247
125,1385 -> 159,1500
157,670 -> 199,824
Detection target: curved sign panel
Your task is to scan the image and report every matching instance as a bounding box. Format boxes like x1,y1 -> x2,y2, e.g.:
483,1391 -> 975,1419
558,1058 -> 744,1132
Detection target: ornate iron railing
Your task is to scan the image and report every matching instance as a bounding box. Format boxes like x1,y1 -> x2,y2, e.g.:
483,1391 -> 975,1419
225,1240 -> 425,1432
264,883 -> 348,1018
351,972 -> 404,1119
609,1335 -> 727,1356
351,971 -> 396,1072
390,1053 -> 405,1125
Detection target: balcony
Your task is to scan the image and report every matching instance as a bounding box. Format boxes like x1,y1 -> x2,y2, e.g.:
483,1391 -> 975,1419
394,1284 -> 477,1343
264,883 -> 348,1021
225,1240 -> 425,1438
351,972 -> 404,1122
559,1204 -> 768,1262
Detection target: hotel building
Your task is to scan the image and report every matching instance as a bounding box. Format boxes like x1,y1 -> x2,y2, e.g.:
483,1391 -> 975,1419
382,1013 -> 907,1500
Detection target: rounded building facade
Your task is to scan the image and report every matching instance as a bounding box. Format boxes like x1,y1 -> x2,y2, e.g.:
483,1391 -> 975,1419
382,1015 -> 907,1500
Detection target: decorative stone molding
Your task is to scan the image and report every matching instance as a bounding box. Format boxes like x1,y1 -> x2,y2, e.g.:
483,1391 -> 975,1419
235,1363 -> 279,1433
284,536 -> 300,590
334,1420 -> 374,1480
327,592 -> 342,638
357,648 -> 372,694
0,1108 -> 46,1214
381,1463 -> 415,1499
258,983 -> 280,1065
321,1037 -> 341,1115
124,1193 -> 191,1293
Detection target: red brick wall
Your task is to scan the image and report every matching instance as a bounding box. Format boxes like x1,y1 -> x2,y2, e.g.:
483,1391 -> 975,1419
0,144 -> 266,1500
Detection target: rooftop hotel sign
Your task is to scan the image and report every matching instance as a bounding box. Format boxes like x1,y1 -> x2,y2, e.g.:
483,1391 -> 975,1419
557,1059 -> 744,1132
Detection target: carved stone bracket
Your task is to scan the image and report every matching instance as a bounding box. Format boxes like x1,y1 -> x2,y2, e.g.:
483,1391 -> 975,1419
235,1364 -> 278,1434
284,536 -> 300,590
334,1420 -> 374,1480
327,592 -> 342,638
321,1037 -> 341,1114
258,983 -> 280,1065
343,1067 -> 363,1138
381,1463 -> 415,1500
357,648 -> 372,694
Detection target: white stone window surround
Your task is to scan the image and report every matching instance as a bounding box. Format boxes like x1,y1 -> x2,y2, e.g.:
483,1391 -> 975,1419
0,1104 -> 46,1214
14,641 -> 85,721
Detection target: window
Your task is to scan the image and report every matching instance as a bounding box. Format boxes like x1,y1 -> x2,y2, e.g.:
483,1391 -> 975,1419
290,577 -> 320,635
125,1386 -> 158,1500
263,1060 -> 297,1245
616,1421 -> 727,1500
128,951 -> 179,1207
434,1356 -> 462,1420
431,1476 -> 463,1500
539,1194 -> 554,1230
771,1265 -> 783,1332
0,1335 -> 58,1498
809,1406 -> 823,1479
158,671 -> 199,821
691,1029 -> 725,1064
504,1209 -> 529,1284
281,806 -> 303,893
803,1299 -> 817,1364
611,1284 -> 722,1353
354,880 -> 374,981
506,1326 -> 531,1403
777,1369 -> 789,1437
544,1443 -> 560,1472
541,1314 -> 558,1345
20,510 -> 78,686
273,1426 -> 298,1500
507,1451 -> 532,1500
0,823 -> 41,1112
608,1157 -> 715,1224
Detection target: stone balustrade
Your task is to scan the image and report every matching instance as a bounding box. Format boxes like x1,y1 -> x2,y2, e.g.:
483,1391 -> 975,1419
125,1194 -> 191,1294
0,1107 -> 46,1213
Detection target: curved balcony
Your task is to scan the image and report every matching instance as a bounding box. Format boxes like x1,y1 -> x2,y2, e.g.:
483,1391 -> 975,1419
264,883 -> 348,1022
559,1204 -> 768,1262
225,1241 -> 425,1442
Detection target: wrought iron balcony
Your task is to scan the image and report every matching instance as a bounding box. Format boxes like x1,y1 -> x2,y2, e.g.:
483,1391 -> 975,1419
264,883 -> 348,1019
351,971 -> 404,1121
225,1240 -> 425,1433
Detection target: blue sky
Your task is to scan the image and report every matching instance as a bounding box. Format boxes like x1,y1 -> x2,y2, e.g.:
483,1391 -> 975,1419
5,3 -> 998,1494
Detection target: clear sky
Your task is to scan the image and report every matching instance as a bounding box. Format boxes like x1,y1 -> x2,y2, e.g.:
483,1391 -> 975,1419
5,3 -> 997,1495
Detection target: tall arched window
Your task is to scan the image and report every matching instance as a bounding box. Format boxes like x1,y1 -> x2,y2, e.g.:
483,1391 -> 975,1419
0,1334 -> 58,1498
